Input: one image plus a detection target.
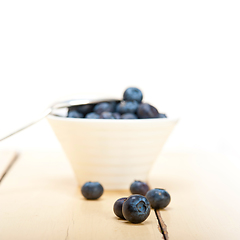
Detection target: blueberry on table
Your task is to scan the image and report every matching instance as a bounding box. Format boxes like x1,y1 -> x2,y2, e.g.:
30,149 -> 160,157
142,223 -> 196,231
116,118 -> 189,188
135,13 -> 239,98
130,181 -> 150,196
85,112 -> 100,119
93,102 -> 116,114
159,113 -> 167,118
121,113 -> 138,119
146,188 -> 171,209
123,87 -> 143,103
113,197 -> 127,219
99,112 -> 115,119
137,103 -> 159,119
116,101 -> 139,114
67,110 -> 84,118
122,195 -> 150,223
81,182 -> 104,200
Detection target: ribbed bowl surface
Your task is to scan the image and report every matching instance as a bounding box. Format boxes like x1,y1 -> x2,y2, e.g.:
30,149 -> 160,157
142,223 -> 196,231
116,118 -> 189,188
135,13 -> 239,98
47,116 -> 178,190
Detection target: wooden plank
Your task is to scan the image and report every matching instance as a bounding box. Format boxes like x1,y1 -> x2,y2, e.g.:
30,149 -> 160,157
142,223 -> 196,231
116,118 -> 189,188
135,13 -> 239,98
0,150 -> 240,239
0,151 -> 18,183
0,151 -> 160,240
149,152 -> 240,240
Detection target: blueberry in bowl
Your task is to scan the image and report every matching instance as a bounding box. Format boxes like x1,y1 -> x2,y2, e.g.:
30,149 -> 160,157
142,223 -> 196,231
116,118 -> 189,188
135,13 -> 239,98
137,103 -> 160,119
85,112 -> 100,119
100,112 -> 117,119
123,87 -> 143,103
72,104 -> 94,116
93,102 -> 116,115
120,113 -> 138,119
67,109 -> 84,118
116,100 -> 139,114
159,113 -> 167,118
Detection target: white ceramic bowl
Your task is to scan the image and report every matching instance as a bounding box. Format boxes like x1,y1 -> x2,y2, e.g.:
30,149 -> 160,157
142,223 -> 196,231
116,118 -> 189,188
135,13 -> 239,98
47,114 -> 178,190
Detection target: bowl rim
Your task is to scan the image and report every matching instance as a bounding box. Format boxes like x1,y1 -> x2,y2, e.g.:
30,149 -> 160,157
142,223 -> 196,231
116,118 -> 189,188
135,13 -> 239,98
47,114 -> 179,124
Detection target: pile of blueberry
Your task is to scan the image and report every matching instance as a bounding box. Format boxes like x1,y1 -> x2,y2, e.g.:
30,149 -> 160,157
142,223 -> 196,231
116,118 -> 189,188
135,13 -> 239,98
113,180 -> 171,224
81,180 -> 171,224
67,87 -> 167,119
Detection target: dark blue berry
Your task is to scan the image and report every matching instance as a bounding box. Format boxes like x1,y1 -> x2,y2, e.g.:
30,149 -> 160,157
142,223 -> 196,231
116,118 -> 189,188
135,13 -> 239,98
81,182 -> 104,200
137,103 -> 159,119
112,112 -> 121,119
99,112 -> 115,119
122,195 -> 150,223
159,113 -> 167,118
113,197 -> 127,219
116,101 -> 139,114
67,110 -> 84,118
130,181 -> 150,196
121,113 -> 138,119
74,104 -> 94,115
123,87 -> 143,103
146,188 -> 171,209
85,112 -> 100,119
93,102 -> 116,114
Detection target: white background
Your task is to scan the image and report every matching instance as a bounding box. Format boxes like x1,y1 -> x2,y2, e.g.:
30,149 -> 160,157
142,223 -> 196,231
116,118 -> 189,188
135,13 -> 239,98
0,1 -> 240,162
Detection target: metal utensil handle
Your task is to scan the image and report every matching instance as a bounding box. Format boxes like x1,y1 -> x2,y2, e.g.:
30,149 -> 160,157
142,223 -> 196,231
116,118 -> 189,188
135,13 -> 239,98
0,107 -> 52,142
0,98 -> 119,142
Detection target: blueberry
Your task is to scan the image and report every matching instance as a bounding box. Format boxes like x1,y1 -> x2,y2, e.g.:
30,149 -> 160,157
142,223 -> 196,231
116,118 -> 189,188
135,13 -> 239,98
123,87 -> 143,103
146,188 -> 171,209
159,113 -> 167,118
122,195 -> 150,223
93,102 -> 116,114
112,112 -> 121,119
85,112 -> 100,119
130,181 -> 150,196
113,197 -> 127,219
67,110 -> 84,118
99,112 -> 115,119
116,101 -> 139,114
70,104 -> 94,116
137,103 -> 159,119
120,113 -> 138,119
81,182 -> 104,200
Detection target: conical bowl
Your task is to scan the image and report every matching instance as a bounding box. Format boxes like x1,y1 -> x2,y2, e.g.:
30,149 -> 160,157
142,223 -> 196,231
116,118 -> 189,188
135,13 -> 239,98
47,115 -> 178,190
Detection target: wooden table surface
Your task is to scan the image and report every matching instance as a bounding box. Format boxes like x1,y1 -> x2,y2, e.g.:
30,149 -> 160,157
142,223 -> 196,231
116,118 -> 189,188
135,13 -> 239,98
0,150 -> 240,240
